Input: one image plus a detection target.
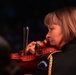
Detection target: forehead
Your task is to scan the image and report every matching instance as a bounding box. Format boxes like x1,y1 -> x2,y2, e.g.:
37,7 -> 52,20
44,13 -> 61,26
48,24 -> 61,28
50,15 -> 60,26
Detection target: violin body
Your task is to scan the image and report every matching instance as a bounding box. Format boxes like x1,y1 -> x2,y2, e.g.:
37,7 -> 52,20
11,56 -> 40,74
10,47 -> 59,74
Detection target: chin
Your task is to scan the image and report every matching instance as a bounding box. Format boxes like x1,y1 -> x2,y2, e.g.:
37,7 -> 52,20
50,42 -> 56,46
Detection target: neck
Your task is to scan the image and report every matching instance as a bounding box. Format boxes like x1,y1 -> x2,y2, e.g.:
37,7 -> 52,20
58,42 -> 66,49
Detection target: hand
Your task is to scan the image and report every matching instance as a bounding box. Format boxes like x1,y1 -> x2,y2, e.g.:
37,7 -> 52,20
25,41 -> 36,54
25,41 -> 43,54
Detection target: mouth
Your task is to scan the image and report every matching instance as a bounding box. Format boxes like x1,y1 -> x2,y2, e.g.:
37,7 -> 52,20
49,38 -> 53,42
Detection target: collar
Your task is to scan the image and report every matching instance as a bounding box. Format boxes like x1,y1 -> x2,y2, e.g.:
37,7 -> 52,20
61,38 -> 76,52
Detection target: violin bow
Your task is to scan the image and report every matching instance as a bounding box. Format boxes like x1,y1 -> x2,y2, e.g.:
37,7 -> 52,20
23,26 -> 29,56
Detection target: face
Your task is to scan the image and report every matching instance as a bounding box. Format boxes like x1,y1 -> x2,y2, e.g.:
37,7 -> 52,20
46,24 -> 65,49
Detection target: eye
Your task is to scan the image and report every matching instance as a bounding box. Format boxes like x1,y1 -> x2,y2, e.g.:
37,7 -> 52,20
49,28 -> 54,31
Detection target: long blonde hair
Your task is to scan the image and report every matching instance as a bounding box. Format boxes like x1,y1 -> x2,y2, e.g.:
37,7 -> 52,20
44,6 -> 76,42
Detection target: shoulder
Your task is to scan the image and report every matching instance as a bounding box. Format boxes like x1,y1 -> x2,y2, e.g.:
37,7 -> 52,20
3,61 -> 23,75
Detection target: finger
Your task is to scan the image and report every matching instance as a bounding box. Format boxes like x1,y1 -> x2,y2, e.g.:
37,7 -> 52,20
25,47 -> 35,54
28,41 -> 36,47
29,48 -> 35,54
36,41 -> 43,46
26,45 -> 35,53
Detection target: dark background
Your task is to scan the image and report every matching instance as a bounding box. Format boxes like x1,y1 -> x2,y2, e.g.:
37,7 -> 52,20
0,0 -> 76,52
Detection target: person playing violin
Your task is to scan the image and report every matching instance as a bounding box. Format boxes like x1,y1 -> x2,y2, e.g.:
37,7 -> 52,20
26,6 -> 76,75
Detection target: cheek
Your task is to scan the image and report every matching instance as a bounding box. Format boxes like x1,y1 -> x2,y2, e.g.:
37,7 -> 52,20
52,31 -> 63,41
51,31 -> 59,38
55,32 -> 63,43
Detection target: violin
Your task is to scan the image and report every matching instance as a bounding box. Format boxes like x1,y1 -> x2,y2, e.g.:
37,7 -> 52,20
10,27 -> 59,74
10,39 -> 58,60
10,39 -> 59,74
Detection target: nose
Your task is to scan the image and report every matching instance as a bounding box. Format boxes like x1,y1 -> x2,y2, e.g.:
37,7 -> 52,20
46,32 -> 50,40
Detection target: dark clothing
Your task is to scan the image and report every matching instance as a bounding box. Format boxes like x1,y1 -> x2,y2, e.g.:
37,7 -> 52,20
0,61 -> 23,75
35,39 -> 76,75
